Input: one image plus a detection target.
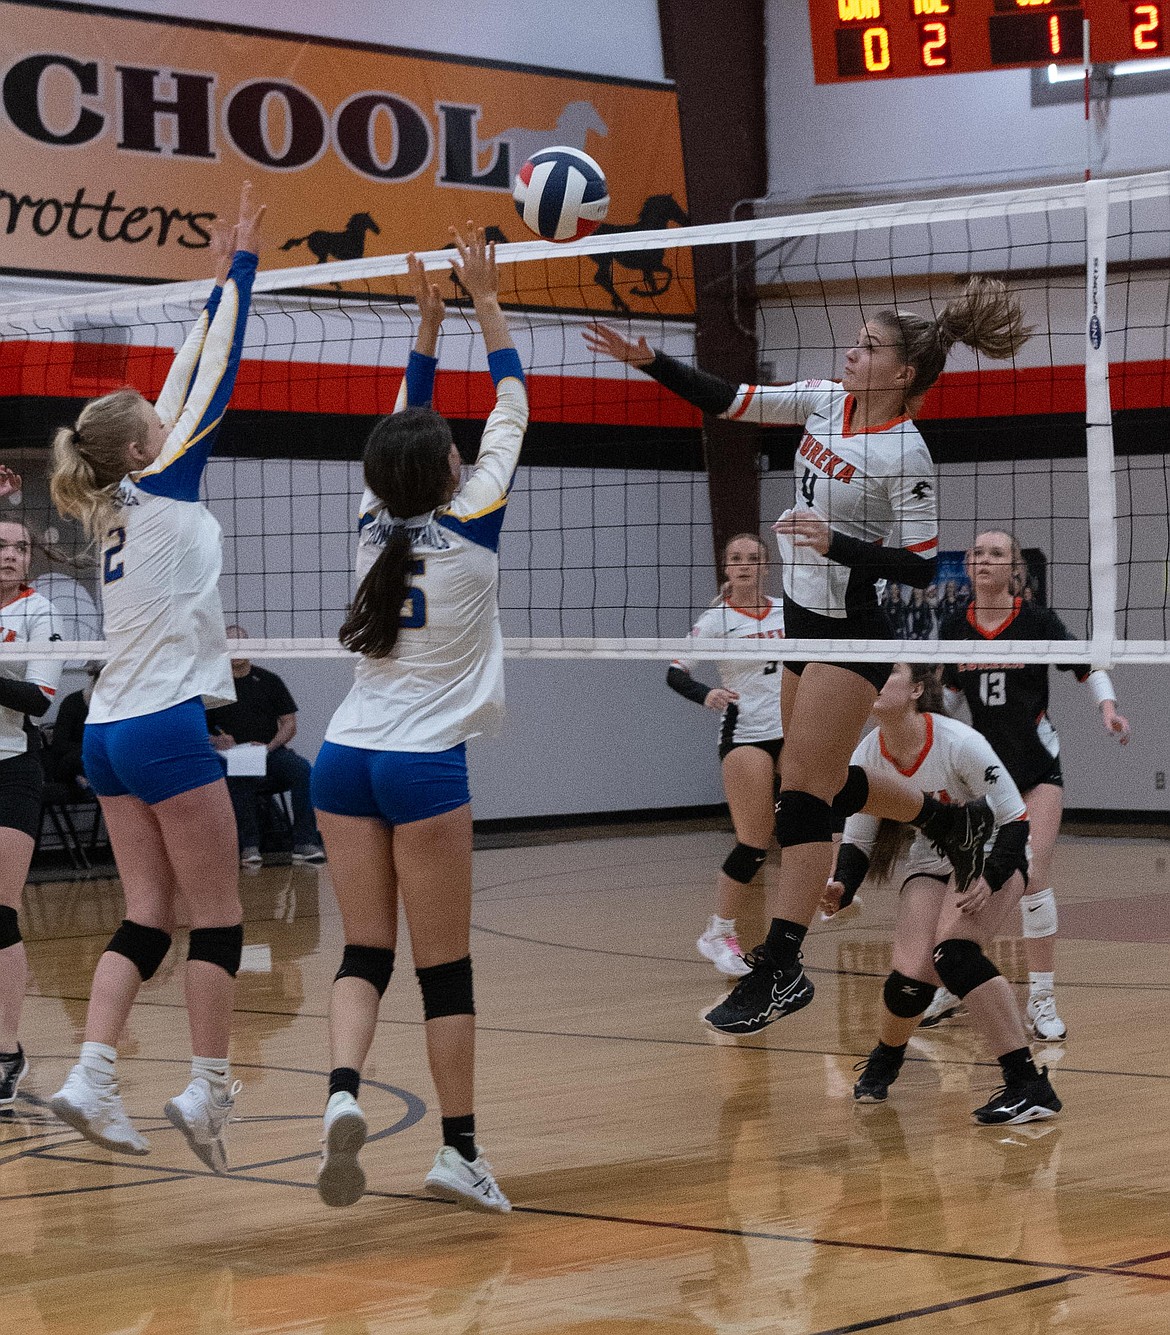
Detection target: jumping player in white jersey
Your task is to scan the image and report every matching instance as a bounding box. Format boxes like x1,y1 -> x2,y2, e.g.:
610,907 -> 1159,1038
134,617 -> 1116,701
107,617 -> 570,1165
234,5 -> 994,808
585,279 -> 1032,1034
45,183 -> 264,1170
310,226 -> 525,1213
923,529 -> 1131,1040
0,483 -> 63,1108
668,533 -> 784,976
827,663 -> 1059,1124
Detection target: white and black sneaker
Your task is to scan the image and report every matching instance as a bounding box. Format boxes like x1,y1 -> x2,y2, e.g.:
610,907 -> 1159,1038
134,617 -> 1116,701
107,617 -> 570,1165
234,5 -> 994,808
424,1145 -> 511,1213
316,1091 -> 368,1207
0,1047 -> 28,1108
1026,992 -> 1068,1041
972,1067 -> 1062,1125
919,987 -> 965,1029
702,948 -> 815,1035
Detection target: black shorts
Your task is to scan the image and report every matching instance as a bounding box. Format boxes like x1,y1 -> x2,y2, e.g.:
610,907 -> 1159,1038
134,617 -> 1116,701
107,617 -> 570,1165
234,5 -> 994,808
719,736 -> 784,764
782,598 -> 894,691
1020,754 -> 1064,792
0,749 -> 44,840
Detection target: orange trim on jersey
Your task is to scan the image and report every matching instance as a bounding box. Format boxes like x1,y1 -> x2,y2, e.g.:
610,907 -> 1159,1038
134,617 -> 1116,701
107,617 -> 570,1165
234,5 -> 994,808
967,597 -> 1022,639
906,537 -> 938,553
879,712 -> 934,777
727,385 -> 757,420
0,584 -> 35,611
725,596 -> 776,622
842,394 -> 911,438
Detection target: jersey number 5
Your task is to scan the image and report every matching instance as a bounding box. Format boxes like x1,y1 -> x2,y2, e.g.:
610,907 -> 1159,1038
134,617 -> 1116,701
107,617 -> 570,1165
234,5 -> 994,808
103,526 -> 126,584
979,670 -> 1006,707
399,558 -> 426,629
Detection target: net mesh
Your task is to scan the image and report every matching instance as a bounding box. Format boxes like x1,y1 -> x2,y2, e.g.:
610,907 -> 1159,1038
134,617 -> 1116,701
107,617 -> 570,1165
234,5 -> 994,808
2,171 -> 1168,666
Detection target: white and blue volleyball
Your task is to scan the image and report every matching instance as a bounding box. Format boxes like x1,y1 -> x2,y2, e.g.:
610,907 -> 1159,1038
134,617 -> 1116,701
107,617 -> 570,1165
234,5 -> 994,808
513,146 -> 609,242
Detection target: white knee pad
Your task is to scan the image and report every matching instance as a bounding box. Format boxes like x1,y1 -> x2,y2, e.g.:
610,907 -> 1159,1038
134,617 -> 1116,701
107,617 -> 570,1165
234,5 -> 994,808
1020,887 -> 1057,939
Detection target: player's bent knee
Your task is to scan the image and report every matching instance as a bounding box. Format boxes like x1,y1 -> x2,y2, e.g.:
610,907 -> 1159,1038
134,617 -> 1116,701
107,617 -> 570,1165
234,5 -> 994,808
882,969 -> 936,1018
106,918 -> 172,981
335,943 -> 395,997
0,904 -> 21,950
722,842 -> 768,885
187,922 -> 244,978
932,938 -> 999,998
775,791 -> 834,848
416,955 -> 474,1020
1020,886 -> 1057,938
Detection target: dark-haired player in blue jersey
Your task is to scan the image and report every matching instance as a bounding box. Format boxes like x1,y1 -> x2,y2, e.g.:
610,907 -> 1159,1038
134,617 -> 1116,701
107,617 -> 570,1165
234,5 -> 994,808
46,182 -> 264,1173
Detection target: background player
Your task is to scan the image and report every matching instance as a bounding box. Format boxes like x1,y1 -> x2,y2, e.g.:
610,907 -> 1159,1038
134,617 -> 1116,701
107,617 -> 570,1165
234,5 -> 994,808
668,532 -> 784,976
828,663 -> 1058,1125
46,183 -> 264,1170
0,479 -> 63,1107
311,227 -> 525,1213
926,529 -> 1131,1039
585,279 -> 1031,1034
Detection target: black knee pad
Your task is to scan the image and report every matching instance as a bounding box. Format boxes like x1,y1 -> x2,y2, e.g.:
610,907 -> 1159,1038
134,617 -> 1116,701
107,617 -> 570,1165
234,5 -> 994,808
721,842 -> 768,885
187,923 -> 244,978
882,970 -> 937,1018
335,944 -> 395,998
0,904 -> 20,951
775,790 -> 834,848
830,765 -> 870,833
932,938 -> 1000,999
415,955 -> 474,1021
107,918 -> 172,981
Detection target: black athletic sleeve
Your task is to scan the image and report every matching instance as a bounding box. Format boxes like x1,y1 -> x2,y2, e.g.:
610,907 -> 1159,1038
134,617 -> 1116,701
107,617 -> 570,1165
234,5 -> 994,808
833,843 -> 870,906
0,675 -> 52,718
666,665 -> 715,706
642,352 -> 738,417
826,530 -> 937,589
984,818 -> 1031,892
1041,607 -> 1092,681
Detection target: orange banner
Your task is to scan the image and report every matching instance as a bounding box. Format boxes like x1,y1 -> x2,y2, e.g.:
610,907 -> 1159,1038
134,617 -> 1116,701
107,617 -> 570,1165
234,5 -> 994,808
0,0 -> 692,313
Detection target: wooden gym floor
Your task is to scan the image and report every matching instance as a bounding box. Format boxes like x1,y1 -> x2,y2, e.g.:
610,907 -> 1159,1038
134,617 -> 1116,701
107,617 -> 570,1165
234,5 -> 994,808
5,824 -> 1170,1333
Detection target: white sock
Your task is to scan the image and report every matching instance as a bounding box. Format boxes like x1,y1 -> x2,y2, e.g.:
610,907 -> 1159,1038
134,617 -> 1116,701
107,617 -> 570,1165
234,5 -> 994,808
710,915 -> 736,935
79,1041 -> 117,1086
191,1055 -> 230,1097
1029,971 -> 1055,996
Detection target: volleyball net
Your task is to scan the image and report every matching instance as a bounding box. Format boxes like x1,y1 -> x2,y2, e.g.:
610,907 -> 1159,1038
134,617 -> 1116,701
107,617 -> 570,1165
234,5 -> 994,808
1,170 -> 1168,668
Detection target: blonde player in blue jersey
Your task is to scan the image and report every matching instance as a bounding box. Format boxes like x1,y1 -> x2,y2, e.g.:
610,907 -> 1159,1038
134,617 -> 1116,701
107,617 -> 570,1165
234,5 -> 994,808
668,533 -> 785,977
0,477 -> 64,1108
310,225 -> 526,1213
45,183 -> 264,1171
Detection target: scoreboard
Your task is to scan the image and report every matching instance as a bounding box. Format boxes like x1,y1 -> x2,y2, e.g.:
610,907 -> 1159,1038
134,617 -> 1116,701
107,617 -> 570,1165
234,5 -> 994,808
809,0 -> 1165,82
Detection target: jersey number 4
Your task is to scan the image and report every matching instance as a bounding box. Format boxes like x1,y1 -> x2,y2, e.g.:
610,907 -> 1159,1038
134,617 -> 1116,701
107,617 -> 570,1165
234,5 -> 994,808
979,670 -> 1007,707
103,526 -> 127,584
399,558 -> 426,629
800,468 -> 817,507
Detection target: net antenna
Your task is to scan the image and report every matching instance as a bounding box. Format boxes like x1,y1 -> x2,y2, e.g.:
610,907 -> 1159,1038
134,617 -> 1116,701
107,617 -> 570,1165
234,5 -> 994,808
2,170 -> 1168,671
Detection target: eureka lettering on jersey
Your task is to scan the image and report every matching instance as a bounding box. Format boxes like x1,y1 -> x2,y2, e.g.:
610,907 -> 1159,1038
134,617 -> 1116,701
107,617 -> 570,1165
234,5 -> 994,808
721,380 -> 937,619
672,598 -> 785,745
0,585 -> 62,760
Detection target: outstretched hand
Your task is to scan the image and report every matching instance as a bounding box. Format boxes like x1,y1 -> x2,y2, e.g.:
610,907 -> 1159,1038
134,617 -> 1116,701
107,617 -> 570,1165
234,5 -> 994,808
0,465 -> 22,501
406,254 -> 446,329
449,222 -> 497,301
583,321 -> 653,368
234,180 -> 266,257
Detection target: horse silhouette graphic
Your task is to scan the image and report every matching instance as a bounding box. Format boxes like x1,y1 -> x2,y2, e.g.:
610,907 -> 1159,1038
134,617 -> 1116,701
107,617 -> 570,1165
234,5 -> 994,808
589,194 -> 690,312
490,100 -> 607,176
280,213 -> 381,264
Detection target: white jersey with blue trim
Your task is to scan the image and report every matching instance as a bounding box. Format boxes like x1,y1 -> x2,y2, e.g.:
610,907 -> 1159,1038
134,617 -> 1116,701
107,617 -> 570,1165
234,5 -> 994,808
721,380 -> 938,619
326,350 -> 529,753
89,252 -> 257,725
843,712 -> 1026,877
672,598 -> 785,744
0,586 -> 63,759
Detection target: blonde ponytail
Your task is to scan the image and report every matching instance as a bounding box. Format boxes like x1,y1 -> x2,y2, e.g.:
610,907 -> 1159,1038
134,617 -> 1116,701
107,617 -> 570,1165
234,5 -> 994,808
49,388 -> 150,540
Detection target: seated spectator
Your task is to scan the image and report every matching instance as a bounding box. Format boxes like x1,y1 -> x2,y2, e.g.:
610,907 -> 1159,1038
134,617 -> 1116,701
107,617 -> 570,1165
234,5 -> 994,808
43,660 -> 102,791
207,626 -> 326,867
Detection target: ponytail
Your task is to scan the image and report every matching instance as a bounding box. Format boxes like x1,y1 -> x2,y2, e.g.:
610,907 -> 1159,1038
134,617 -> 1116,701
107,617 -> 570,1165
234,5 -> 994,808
339,526 -> 414,659
50,388 -> 150,540
875,276 -> 1034,399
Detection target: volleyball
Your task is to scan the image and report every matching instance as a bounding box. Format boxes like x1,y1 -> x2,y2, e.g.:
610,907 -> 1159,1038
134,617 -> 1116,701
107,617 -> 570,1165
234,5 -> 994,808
512,146 -> 609,242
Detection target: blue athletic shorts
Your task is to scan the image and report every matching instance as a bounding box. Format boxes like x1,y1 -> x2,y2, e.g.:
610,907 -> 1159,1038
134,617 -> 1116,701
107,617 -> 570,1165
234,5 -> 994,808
311,740 -> 470,826
83,697 -> 226,806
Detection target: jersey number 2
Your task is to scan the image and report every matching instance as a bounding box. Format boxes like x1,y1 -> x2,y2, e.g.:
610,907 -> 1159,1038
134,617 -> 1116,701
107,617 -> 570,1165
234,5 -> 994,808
399,558 -> 426,629
979,671 -> 1006,707
102,526 -> 126,584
